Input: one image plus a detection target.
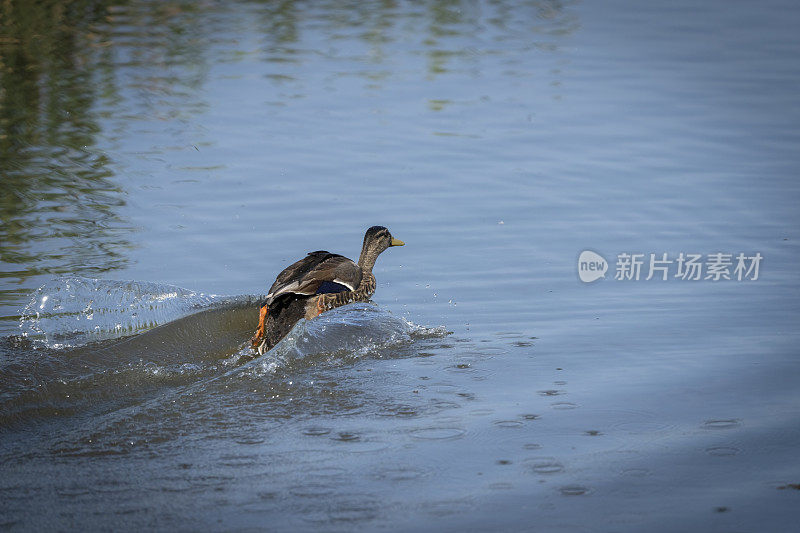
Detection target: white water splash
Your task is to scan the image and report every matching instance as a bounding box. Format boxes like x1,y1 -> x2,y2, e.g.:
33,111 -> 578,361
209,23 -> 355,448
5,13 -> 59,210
18,277 -> 221,348
240,303 -> 450,377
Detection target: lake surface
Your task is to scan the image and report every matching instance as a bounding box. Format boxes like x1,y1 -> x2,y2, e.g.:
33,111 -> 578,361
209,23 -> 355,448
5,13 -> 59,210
2,0 -> 800,530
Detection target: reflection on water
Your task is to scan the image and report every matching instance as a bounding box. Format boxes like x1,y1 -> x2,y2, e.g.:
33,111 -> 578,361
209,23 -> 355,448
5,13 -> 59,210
0,0 -> 131,318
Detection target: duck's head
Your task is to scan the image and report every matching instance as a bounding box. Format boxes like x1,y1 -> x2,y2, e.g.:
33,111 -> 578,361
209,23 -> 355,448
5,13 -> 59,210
358,225 -> 404,271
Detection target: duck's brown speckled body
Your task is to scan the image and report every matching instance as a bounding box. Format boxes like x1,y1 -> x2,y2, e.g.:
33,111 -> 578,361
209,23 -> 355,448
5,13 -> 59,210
251,226 -> 403,354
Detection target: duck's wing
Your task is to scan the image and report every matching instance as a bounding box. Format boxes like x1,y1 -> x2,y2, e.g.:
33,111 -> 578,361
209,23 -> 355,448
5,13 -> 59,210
265,251 -> 362,305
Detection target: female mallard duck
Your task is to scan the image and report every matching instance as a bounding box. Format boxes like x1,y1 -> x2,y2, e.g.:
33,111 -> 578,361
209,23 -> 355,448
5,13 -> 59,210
250,226 -> 404,354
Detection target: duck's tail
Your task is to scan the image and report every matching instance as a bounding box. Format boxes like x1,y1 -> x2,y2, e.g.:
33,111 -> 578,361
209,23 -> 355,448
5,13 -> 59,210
251,294 -> 309,355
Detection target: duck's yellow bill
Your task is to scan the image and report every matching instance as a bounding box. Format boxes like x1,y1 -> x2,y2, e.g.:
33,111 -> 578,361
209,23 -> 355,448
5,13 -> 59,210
390,238 -> 405,246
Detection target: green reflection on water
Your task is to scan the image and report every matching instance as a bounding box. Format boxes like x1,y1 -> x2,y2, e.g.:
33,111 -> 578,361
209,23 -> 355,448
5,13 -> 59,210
0,0 -> 225,321
0,0 -> 132,294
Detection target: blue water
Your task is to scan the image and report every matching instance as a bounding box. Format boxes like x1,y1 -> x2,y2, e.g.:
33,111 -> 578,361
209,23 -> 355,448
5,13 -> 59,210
1,0 -> 799,530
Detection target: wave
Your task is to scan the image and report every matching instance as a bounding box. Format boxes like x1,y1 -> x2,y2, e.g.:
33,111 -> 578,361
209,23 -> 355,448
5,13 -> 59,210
2,279 -> 449,431
17,277 -> 228,348
239,302 -> 449,376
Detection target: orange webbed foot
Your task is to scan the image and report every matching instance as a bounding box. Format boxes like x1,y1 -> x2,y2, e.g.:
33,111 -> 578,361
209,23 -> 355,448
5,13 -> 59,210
251,304 -> 269,348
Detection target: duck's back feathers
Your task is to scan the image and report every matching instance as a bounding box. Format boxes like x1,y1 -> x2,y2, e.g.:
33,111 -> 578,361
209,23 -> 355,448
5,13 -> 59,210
265,251 -> 363,306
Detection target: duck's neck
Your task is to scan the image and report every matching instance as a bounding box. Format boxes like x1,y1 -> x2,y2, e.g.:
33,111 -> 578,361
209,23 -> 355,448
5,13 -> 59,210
358,246 -> 379,273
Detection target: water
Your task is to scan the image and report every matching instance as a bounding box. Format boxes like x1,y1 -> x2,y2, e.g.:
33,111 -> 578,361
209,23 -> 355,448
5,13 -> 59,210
2,0 -> 800,530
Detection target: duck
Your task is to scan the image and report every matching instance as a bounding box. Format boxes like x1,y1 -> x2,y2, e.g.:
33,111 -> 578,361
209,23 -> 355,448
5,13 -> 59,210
250,226 -> 404,354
